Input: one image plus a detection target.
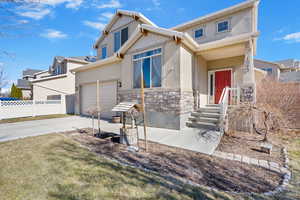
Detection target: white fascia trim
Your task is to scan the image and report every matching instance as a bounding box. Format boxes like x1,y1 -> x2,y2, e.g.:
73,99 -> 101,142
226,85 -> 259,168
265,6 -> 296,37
33,70 -> 48,76
94,10 -> 157,48
196,32 -> 259,52
118,24 -> 199,55
65,58 -> 90,64
71,55 -> 122,72
31,74 -> 67,83
118,26 -> 143,55
172,0 -> 259,30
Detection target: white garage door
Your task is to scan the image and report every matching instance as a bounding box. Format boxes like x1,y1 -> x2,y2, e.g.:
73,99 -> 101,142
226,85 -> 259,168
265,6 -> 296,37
80,81 -> 117,119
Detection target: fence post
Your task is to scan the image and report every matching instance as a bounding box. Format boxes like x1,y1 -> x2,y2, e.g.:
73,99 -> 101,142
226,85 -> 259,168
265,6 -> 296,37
32,100 -> 36,117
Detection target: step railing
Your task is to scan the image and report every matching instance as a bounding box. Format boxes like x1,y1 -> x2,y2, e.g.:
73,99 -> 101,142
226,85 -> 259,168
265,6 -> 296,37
219,87 -> 240,133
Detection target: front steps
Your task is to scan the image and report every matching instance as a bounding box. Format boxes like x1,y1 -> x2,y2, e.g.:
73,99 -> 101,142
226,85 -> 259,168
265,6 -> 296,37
186,104 -> 221,130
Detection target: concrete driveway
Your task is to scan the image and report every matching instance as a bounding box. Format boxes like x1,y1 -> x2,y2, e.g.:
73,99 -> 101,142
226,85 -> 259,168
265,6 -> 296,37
0,116 -> 120,143
0,116 -> 222,155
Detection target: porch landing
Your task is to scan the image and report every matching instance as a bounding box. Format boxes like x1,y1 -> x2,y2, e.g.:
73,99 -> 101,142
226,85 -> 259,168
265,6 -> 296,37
137,126 -> 223,155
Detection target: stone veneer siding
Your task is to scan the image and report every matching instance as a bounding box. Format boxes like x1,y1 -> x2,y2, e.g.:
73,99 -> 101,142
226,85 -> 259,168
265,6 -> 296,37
118,89 -> 194,130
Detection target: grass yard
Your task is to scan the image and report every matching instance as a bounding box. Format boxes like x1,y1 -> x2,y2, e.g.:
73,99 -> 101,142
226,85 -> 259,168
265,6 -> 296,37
0,114 -> 72,124
0,132 -> 299,200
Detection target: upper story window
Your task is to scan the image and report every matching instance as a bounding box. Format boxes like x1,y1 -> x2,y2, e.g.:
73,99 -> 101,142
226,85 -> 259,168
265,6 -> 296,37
194,28 -> 204,39
114,27 -> 128,52
133,48 -> 162,88
217,20 -> 230,33
53,63 -> 67,75
101,46 -> 107,59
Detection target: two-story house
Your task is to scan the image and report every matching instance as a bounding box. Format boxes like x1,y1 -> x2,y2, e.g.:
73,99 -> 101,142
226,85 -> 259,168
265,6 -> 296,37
16,68 -> 43,99
72,0 -> 261,130
31,56 -> 94,114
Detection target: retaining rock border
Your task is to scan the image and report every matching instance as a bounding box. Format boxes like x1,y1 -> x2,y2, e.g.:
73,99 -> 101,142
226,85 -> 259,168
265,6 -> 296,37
212,147 -> 291,196
70,133 -> 291,196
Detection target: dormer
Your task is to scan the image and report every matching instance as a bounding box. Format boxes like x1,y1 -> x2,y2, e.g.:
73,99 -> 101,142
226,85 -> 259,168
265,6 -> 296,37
94,10 -> 157,60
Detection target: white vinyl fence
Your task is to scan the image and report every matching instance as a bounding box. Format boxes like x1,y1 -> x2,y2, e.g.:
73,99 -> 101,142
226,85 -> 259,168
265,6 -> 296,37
0,100 -> 66,120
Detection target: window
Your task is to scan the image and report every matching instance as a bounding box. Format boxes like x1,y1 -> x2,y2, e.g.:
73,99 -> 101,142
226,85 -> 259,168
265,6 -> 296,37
194,28 -> 204,39
217,20 -> 229,32
133,48 -> 162,88
101,46 -> 107,59
114,31 -> 121,52
114,27 -> 128,52
47,95 -> 61,100
121,27 -> 128,45
262,68 -> 273,75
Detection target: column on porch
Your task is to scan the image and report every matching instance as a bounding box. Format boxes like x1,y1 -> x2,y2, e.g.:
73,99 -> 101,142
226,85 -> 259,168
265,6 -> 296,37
241,39 -> 256,103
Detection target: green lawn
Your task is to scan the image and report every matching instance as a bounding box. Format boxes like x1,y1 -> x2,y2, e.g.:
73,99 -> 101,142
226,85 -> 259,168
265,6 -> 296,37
0,133 -> 299,200
0,114 -> 72,124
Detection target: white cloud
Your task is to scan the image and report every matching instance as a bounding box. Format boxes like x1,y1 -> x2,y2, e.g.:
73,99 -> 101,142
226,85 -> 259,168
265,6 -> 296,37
83,12 -> 114,30
18,7 -> 51,20
101,12 -> 114,19
16,0 -> 83,20
282,32 -> 300,43
37,0 -> 83,8
40,29 -> 68,39
83,21 -> 106,30
97,0 -> 122,9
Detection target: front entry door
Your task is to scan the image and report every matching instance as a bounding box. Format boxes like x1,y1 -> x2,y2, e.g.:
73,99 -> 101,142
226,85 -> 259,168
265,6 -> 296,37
214,70 -> 231,104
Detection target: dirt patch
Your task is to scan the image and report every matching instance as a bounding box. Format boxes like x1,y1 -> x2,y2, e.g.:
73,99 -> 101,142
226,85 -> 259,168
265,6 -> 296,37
64,128 -> 282,194
217,131 -> 285,165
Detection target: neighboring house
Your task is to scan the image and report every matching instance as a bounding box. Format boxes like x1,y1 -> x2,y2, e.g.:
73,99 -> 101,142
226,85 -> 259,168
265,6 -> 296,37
30,56 -> 94,114
17,68 -> 43,99
72,0 -> 260,130
254,59 -> 281,80
276,59 -> 300,73
280,71 -> 300,83
276,59 -> 300,82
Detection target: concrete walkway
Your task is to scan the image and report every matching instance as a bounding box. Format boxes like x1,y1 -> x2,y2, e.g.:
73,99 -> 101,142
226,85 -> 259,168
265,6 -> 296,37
0,116 -> 222,155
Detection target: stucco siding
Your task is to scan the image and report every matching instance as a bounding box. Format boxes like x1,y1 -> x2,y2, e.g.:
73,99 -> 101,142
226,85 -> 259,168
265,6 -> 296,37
181,8 -> 253,44
254,59 -> 280,80
97,18 -> 141,59
255,69 -> 266,83
75,63 -> 121,86
207,56 -> 244,88
194,55 -> 208,107
180,45 -> 193,91
120,33 -> 180,90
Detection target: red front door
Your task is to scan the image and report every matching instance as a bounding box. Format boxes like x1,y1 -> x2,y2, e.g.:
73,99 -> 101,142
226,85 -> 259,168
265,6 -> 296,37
214,70 -> 231,104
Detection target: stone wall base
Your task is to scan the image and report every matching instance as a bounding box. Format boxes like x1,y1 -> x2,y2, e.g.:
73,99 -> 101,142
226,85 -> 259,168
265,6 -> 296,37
118,89 -> 194,130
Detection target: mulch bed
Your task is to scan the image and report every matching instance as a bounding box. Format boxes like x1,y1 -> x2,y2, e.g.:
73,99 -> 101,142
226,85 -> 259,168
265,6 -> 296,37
217,131 -> 285,165
64,128 -> 282,194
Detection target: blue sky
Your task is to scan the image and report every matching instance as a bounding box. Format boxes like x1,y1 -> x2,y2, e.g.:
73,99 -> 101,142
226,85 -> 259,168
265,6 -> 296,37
1,0 -> 300,91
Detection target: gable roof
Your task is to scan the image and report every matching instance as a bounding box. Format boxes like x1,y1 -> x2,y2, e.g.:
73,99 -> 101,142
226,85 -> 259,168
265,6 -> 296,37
172,0 -> 259,31
94,9 -> 157,49
254,59 -> 283,69
72,24 -> 198,73
117,24 -> 199,56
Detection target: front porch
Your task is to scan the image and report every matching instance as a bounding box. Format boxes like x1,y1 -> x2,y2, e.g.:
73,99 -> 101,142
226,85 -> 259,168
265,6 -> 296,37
188,40 -> 256,131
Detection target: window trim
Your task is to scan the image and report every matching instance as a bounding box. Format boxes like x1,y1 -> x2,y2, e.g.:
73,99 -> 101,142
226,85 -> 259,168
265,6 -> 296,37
193,25 -> 205,40
216,18 -> 231,33
114,26 -> 128,52
101,45 -> 107,59
132,47 -> 163,89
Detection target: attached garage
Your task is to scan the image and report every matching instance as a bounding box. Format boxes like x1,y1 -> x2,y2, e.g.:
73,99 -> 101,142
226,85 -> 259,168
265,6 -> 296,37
80,81 -> 117,119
